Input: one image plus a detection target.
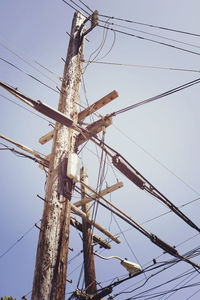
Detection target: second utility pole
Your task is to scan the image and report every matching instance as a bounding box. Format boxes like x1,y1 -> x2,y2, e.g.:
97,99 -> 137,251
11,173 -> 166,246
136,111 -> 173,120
31,12 -> 86,300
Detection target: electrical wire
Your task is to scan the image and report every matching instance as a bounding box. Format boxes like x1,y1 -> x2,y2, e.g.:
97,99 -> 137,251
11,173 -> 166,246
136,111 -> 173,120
2,80 -> 200,255
0,41 -> 60,85
112,123 -> 200,197
82,17 -> 111,73
0,93 -> 54,124
111,210 -> 144,278
0,37 -> 61,80
83,60 -> 200,74
99,14 -> 200,38
91,136 -> 200,238
98,25 -> 200,57
76,0 -> 93,13
159,271 -> 200,300
112,77 -> 200,115
93,29 -> 116,62
0,58 -> 59,93
108,257 -> 181,298
74,179 -> 200,271
112,255 -> 200,299
127,282 -> 200,300
0,143 -> 48,167
185,287 -> 200,300
99,20 -> 200,50
0,219 -> 41,259
90,133 -> 107,237
61,0 -> 89,15
70,0 -> 91,15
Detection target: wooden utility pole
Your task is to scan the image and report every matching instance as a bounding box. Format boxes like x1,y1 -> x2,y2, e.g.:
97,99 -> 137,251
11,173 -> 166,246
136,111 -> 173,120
81,167 -> 97,295
31,12 -> 86,300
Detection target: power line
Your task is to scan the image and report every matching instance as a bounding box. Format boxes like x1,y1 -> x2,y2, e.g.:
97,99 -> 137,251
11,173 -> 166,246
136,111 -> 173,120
0,93 -> 54,124
0,58 -> 59,93
112,123 -> 200,196
108,258 -> 191,298
0,219 -> 41,259
0,37 -> 61,80
185,287 -> 200,300
61,0 -> 89,15
82,17 -> 112,73
99,20 -> 200,50
99,14 -> 200,38
2,80 -> 200,252
0,41 -> 60,85
83,60 -> 200,74
113,258 -> 200,299
160,271 -> 200,300
76,0 -> 93,13
112,77 -> 200,115
0,143 -> 48,167
98,25 -> 200,57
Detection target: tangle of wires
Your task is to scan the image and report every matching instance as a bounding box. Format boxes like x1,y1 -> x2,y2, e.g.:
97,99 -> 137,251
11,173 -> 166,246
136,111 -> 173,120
92,246 -> 200,300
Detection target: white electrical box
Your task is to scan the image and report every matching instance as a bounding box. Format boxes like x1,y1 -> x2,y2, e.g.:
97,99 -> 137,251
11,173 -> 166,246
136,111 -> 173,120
67,153 -> 80,182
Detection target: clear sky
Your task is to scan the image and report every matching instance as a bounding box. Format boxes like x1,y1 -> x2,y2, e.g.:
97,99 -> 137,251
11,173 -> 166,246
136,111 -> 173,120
1,1 -> 200,299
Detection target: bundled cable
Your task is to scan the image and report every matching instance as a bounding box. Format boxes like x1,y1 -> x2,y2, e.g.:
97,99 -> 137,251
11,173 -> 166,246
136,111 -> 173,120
112,77 -> 200,116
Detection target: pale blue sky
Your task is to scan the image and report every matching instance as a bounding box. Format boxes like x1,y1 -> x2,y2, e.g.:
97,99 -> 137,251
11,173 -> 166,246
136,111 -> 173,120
1,1 -> 200,299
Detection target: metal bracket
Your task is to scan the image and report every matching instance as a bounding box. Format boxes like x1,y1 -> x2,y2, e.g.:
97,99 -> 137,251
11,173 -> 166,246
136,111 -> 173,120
83,10 -> 99,37
79,10 -> 98,45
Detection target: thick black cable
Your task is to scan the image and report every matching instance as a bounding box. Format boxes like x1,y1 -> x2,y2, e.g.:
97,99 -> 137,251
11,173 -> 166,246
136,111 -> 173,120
144,187 -> 200,234
112,77 -> 200,115
99,14 -> 200,38
98,25 -> 200,56
92,136 -> 200,237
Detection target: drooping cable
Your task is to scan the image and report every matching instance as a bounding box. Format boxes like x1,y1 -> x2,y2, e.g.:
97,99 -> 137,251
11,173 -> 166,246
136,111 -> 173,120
82,17 -> 111,73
